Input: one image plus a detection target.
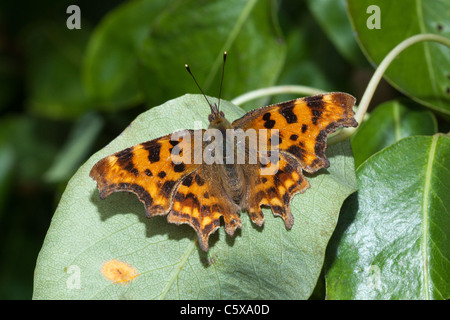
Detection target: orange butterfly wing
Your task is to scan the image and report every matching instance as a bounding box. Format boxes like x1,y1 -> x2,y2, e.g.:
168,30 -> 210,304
90,131 -> 200,217
233,92 -> 357,228
166,165 -> 241,251
90,129 -> 241,251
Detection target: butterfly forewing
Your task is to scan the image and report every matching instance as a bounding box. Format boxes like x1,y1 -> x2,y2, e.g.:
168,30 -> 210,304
232,92 -> 357,172
90,131 -> 201,216
235,92 -> 357,230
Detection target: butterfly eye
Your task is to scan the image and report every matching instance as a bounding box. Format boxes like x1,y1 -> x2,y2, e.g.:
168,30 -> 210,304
208,114 -> 214,122
219,111 -> 225,118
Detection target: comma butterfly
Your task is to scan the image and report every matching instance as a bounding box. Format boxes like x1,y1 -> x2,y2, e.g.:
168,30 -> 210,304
90,53 -> 358,251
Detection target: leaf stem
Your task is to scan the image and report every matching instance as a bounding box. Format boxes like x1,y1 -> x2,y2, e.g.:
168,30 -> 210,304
232,34 -> 450,144
328,33 -> 450,145
231,85 -> 325,106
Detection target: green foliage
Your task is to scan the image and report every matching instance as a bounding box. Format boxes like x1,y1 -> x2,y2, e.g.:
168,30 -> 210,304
348,0 -> 450,114
0,0 -> 448,299
351,99 -> 438,168
327,134 -> 450,299
83,0 -> 286,111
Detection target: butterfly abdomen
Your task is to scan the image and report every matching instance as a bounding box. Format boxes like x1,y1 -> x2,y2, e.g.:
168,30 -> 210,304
218,163 -> 245,205
208,115 -> 247,206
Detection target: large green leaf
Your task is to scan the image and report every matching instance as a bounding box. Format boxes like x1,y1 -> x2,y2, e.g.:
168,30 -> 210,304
33,95 -> 357,299
83,0 -> 167,108
347,0 -> 450,114
326,134 -> 450,299
83,0 -> 286,111
351,99 -> 437,168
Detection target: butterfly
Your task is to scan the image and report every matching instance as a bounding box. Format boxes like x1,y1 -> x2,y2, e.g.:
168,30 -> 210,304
90,53 -> 358,251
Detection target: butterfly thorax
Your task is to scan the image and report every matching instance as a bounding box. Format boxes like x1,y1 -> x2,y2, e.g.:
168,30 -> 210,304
208,113 -> 246,205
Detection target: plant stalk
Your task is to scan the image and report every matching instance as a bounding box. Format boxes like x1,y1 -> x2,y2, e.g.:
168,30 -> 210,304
231,34 -> 450,145
231,85 -> 324,106
328,33 -> 450,144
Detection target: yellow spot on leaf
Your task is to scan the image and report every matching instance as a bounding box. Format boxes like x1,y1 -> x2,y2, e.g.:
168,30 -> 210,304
101,259 -> 139,284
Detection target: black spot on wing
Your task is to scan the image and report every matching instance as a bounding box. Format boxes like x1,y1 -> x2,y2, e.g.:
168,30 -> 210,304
174,192 -> 185,202
160,180 -> 177,198
143,142 -> 161,163
286,145 -> 306,162
314,130 -> 327,159
279,105 -> 297,124
173,162 -> 186,173
182,174 -> 194,187
304,95 -> 325,125
267,187 -> 278,198
116,147 -> 133,162
262,112 -> 276,129
158,171 -> 166,179
115,147 -> 138,176
194,174 -> 205,186
185,192 -> 200,207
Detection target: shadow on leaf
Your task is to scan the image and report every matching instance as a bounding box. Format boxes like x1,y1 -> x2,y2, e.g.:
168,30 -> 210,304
324,192 -> 359,270
89,187 -> 247,259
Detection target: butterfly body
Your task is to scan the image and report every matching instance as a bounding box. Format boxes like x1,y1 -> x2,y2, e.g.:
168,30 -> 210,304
207,111 -> 246,206
90,92 -> 358,251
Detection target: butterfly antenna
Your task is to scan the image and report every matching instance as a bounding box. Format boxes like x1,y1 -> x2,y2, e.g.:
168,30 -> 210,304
185,64 -> 217,114
217,51 -> 227,111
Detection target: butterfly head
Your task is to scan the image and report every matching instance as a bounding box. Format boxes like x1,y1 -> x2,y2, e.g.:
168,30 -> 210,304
208,102 -> 225,122
208,105 -> 231,130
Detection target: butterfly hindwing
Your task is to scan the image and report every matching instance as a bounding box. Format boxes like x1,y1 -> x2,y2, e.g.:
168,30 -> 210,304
168,165 -> 241,251
240,152 -> 310,229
